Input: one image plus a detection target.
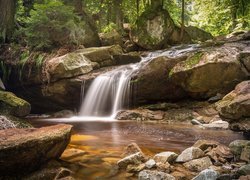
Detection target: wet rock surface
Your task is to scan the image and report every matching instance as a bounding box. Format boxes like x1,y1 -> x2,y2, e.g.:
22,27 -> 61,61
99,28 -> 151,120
0,124 -> 72,175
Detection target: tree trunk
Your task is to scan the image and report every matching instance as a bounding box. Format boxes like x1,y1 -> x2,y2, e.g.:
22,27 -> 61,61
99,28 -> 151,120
180,0 -> 185,41
0,0 -> 16,43
113,0 -> 123,31
73,0 -> 83,15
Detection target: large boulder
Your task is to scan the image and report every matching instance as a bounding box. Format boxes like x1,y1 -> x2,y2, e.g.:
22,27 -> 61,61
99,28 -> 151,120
0,90 -> 31,117
169,43 -> 248,99
216,81 -> 250,119
134,56 -> 187,103
0,124 -> 72,175
185,26 -> 213,42
131,5 -> 191,50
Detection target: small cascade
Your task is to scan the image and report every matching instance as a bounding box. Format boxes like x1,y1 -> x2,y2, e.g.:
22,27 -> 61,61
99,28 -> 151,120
79,44 -> 199,119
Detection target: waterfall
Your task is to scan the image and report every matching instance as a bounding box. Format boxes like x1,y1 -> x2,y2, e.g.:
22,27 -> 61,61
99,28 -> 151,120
79,44 -> 199,120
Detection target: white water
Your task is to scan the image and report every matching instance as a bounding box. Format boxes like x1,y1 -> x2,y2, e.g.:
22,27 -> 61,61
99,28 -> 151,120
78,44 -> 199,120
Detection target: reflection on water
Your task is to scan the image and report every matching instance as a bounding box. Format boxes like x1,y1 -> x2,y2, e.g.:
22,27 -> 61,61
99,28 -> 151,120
29,119 -> 245,179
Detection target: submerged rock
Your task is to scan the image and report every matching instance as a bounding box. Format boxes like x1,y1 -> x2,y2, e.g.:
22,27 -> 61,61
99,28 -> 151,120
138,170 -> 175,180
192,169 -> 218,180
0,90 -> 31,117
0,124 -> 72,175
176,147 -> 204,163
122,143 -> 145,157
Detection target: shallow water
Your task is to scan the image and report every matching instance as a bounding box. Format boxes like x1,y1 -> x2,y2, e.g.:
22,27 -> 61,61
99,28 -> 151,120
29,119 -> 245,179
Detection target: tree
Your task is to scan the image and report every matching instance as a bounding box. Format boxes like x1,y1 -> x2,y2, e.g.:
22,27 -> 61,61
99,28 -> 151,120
0,0 -> 16,43
180,0 -> 185,41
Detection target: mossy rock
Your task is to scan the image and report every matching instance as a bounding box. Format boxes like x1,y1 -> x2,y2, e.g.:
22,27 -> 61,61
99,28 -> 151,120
0,90 -> 31,117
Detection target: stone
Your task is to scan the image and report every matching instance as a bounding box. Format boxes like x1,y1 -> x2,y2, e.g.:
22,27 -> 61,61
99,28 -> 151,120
145,159 -> 156,169
237,164 -> 250,176
216,81 -> 250,119
99,30 -> 123,46
45,52 -> 94,82
50,110 -> 75,118
202,120 -> 229,130
239,175 -> 250,180
192,169 -> 218,180
183,157 -> 213,172
131,4 -> 188,50
240,146 -> 250,163
138,170 -> 175,180
0,115 -> 16,130
191,119 -> 203,125
154,152 -> 178,163
185,26 -> 213,42
61,148 -> 86,160
229,140 -> 250,159
113,52 -> 141,65
117,152 -> 146,169
238,52 -> 250,73
0,124 -> 72,175
134,55 -> 188,103
156,162 -> 171,173
170,44 -> 248,99
122,143 -> 145,157
176,147 -> 204,163
193,140 -> 220,151
0,90 -> 31,117
127,163 -> 145,173
206,145 -> 233,163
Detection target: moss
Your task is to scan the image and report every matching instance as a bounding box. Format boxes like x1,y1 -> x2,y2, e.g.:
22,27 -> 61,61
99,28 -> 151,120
169,68 -> 175,77
184,52 -> 204,68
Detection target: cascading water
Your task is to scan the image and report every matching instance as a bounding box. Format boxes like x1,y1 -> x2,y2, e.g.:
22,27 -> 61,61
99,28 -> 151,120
79,44 -> 199,120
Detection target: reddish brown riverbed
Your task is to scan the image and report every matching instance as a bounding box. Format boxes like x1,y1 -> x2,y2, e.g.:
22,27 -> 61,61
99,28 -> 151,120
29,119 -> 245,179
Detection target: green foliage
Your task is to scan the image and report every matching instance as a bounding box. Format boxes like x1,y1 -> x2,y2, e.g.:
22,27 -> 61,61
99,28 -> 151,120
101,23 -> 118,33
23,1 -> 86,50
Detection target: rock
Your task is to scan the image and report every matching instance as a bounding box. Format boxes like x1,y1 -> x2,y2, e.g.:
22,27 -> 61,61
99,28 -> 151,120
131,4 -> 191,50
113,52 -> 141,65
138,170 -> 175,180
0,90 -> 31,117
99,30 -> 123,46
145,159 -> 156,169
240,146 -> 250,163
183,157 -> 213,172
176,147 -> 204,163
143,103 -> 180,111
206,145 -> 233,163
185,26 -> 213,42
208,94 -> 224,103
239,175 -> 250,180
22,160 -> 73,180
216,81 -> 250,119
191,119 -> 203,125
134,56 -> 187,103
122,143 -> 145,157
238,52 -> 250,73
192,169 -> 218,180
237,164 -> 250,176
229,140 -> 250,159
116,109 -> 165,121
50,110 -> 75,118
154,152 -> 178,163
0,77 -> 5,90
0,115 -> 16,130
230,120 -> 250,138
169,43 -> 248,99
127,163 -> 145,173
0,124 -> 72,175
117,152 -> 146,169
45,52 -> 94,82
193,140 -> 220,151
156,162 -> 171,173
217,174 -> 232,180
202,120 -> 229,130
61,148 -> 86,160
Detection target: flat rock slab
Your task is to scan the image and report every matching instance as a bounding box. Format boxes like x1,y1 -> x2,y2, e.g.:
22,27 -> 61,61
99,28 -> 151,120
0,124 -> 72,175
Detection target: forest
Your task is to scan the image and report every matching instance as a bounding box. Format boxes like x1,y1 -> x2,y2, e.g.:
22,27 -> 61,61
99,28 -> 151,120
0,0 -> 250,179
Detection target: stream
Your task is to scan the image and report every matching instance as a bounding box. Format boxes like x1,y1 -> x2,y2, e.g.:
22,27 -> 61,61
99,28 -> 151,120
29,119 -> 245,179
